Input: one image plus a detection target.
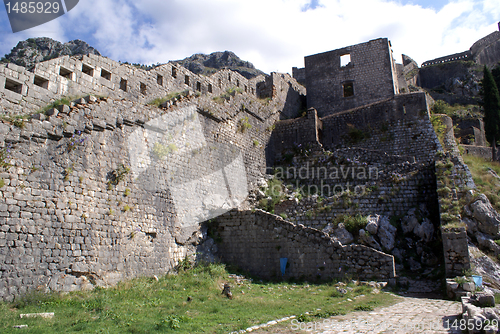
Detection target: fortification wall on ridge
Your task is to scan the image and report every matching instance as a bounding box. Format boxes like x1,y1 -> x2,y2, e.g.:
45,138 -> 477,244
0,53 -> 265,116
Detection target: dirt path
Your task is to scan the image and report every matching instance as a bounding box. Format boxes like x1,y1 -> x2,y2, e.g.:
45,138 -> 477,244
252,295 -> 462,334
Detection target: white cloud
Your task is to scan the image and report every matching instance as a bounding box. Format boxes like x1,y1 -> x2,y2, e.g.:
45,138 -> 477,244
0,0 -> 498,72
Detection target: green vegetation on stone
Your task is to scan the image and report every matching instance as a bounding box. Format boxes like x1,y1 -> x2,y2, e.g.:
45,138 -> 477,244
463,155 -> 500,212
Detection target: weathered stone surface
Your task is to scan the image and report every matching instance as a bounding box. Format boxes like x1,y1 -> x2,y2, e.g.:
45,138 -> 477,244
401,208 -> 419,235
470,194 -> 500,236
366,215 -> 379,235
413,218 -> 434,243
377,215 -> 397,251
359,229 -> 382,251
333,223 -> 354,245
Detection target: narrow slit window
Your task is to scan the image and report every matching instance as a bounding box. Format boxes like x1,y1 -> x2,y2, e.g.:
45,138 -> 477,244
172,67 -> 177,78
196,82 -> 201,91
208,84 -> 213,93
340,54 -> 351,67
157,74 -> 163,86
343,82 -> 354,97
34,75 -> 49,89
82,64 -> 94,76
140,82 -> 147,95
5,78 -> 22,94
120,78 -> 127,91
59,67 -> 73,80
236,80 -> 240,87
185,75 -> 190,85
101,69 -> 111,80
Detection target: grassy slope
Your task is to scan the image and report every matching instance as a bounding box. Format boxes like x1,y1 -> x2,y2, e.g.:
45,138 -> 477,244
463,155 -> 500,211
0,263 -> 396,334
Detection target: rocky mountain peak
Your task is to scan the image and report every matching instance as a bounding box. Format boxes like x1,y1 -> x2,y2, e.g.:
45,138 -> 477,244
1,37 -> 100,69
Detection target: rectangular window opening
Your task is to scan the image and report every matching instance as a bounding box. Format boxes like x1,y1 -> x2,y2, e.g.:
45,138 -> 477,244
340,54 -> 351,67
34,75 -> 49,89
140,82 -> 147,95
208,83 -> 213,93
236,80 -> 240,87
172,67 -> 177,78
185,75 -> 190,86
82,64 -> 94,76
343,82 -> 354,97
157,74 -> 163,86
59,67 -> 73,80
196,82 -> 201,91
4,78 -> 22,94
101,69 -> 111,80
120,78 -> 127,92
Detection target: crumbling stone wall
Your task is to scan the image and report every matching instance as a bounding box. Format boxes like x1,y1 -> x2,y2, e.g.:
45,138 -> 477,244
304,38 -> 399,117
212,209 -> 395,280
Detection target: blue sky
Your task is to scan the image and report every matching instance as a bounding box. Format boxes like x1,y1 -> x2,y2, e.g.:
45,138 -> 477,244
0,0 -> 498,73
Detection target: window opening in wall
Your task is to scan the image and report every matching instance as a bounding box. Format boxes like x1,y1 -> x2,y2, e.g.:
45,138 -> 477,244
185,75 -> 190,85
236,80 -> 240,87
157,74 -> 163,86
34,75 -> 49,89
343,82 -> 354,97
208,83 -> 213,93
140,82 -> 147,95
82,64 -> 94,76
59,67 -> 73,80
4,78 -> 22,94
196,82 -> 201,91
101,69 -> 111,80
218,78 -> 222,87
172,67 -> 177,78
120,78 -> 127,92
244,85 -> 247,93
228,74 -> 231,82
340,54 -> 351,67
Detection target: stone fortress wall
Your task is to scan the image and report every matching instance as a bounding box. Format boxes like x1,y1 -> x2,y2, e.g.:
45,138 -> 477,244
421,51 -> 472,67
0,87 -> 291,301
0,53 -> 266,116
421,22 -> 500,68
0,51 -> 311,301
3,28 -> 494,300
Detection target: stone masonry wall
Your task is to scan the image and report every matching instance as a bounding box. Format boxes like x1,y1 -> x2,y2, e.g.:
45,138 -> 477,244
321,93 -> 438,162
0,87 -> 287,301
212,209 -> 395,281
0,53 -> 266,116
304,38 -> 399,117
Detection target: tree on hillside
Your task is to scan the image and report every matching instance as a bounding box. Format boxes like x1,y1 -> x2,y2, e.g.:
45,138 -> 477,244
481,65 -> 500,160
493,63 -> 500,93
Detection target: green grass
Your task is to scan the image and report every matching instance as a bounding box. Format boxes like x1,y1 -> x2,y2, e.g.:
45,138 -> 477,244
463,155 -> 500,211
431,100 -> 481,119
0,263 -> 396,334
